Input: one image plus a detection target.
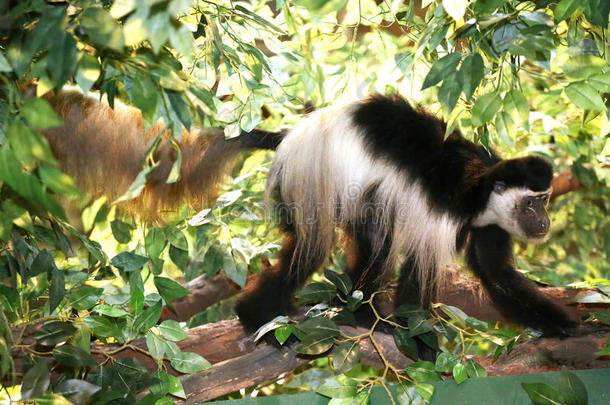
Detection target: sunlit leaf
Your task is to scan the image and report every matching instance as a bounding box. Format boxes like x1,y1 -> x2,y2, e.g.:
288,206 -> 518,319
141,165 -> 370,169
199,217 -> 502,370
169,351 -> 211,373
472,92 -> 502,127
422,53 -> 461,90
133,300 -> 163,331
564,81 -> 606,111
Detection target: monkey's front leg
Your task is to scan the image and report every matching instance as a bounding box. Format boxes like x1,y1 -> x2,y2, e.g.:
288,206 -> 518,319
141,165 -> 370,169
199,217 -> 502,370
466,225 -> 577,336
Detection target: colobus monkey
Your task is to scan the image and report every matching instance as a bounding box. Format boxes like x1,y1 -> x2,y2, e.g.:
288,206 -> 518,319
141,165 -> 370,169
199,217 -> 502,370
41,90 -> 279,220
42,91 -> 575,336
234,95 -> 576,337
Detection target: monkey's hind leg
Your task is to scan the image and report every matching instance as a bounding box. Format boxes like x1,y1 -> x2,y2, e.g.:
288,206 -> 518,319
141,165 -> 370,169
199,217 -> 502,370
343,217 -> 392,327
234,229 -> 328,332
395,257 -> 439,360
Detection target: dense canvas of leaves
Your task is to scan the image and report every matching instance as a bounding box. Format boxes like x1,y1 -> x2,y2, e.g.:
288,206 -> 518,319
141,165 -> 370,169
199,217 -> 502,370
0,0 -> 608,404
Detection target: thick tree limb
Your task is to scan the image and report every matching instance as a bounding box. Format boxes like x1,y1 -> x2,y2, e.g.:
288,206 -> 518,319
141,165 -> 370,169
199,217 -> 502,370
160,273 -> 252,322
7,270 -> 608,402
551,171 -> 583,201
162,266 -> 602,324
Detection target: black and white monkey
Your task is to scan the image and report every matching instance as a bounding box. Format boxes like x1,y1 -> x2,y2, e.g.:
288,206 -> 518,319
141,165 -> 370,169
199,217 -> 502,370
41,91 -> 576,337
234,95 -> 576,337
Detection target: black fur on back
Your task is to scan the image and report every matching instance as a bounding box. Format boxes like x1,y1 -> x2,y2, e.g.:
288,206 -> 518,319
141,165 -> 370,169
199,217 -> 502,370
351,95 -> 551,219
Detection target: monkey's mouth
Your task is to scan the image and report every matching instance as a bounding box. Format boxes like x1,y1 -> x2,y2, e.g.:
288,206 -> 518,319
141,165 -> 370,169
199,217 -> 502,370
525,231 -> 550,244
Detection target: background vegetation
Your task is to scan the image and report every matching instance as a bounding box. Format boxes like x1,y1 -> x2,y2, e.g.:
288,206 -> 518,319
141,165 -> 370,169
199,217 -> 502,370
0,0 -> 608,404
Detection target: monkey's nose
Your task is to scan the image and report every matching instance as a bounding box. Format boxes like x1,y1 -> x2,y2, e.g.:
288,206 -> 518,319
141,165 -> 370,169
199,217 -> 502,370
539,218 -> 550,233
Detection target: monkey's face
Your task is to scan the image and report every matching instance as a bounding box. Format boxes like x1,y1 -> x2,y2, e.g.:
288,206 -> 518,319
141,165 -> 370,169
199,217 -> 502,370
473,181 -> 551,243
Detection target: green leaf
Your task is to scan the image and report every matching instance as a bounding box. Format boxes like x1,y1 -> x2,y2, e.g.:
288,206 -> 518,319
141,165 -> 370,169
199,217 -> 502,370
438,70 -> 464,114
422,52 -> 462,90
49,268 -> 65,313
159,320 -> 188,341
105,358 -> 160,394
466,317 -> 489,332
54,379 -> 101,405
559,367 -> 588,405
297,317 -> 339,337
110,0 -> 137,18
55,379 -> 101,404
521,382 -> 564,405
145,227 -> 167,258
443,0 -> 468,21
406,361 -> 442,383
146,11 -> 170,54
47,32 -> 77,88
146,331 -> 167,360
564,81 -> 606,111
80,7 -> 125,51
150,370 -> 186,399
331,341 -> 360,373
395,305 -> 429,319
316,375 -> 358,399
234,5 -> 284,33
35,321 -> 76,346
129,75 -> 158,124
110,220 -> 133,244
393,328 -> 419,359
503,89 -> 530,128
408,313 -> 434,337
33,393 -> 73,405
75,53 -> 100,94
30,250 -> 56,278
133,300 -> 163,331
435,352 -> 460,373
39,166 -> 80,197
21,361 -> 50,399
559,53 -> 605,79
453,363 -> 468,384
92,304 -> 129,318
415,383 -> 435,402
295,282 -> 336,303
296,333 -> 335,355
324,269 -> 352,295
169,351 -> 211,373
154,276 -> 190,304
84,316 -> 121,338
130,270 -> 145,316
274,325 -> 293,344
589,311 -> 610,325
0,52 -> 11,72
554,0 -> 579,22
459,53 -> 484,100
53,345 -> 96,367
223,254 -> 248,287
165,227 -> 188,250
111,251 -> 149,272
170,24 -> 194,57
67,286 -> 104,310
8,124 -> 57,167
465,359 -> 487,378
169,245 -> 188,271
588,74 -> 610,93
583,0 -> 610,28
21,98 -> 63,130
471,92 -> 502,127
495,111 -> 516,148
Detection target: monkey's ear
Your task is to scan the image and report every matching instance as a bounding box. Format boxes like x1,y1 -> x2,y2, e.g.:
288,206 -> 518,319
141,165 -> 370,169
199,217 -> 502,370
493,181 -> 506,193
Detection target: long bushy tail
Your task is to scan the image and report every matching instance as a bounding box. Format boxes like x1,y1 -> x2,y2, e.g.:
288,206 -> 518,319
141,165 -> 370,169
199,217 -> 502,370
42,90 -> 283,219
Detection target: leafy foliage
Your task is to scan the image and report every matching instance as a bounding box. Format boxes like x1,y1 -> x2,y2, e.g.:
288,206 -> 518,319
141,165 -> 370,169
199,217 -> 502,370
0,0 -> 608,403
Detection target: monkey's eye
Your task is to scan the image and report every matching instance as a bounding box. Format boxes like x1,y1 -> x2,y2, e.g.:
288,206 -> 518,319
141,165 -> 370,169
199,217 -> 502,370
493,181 -> 506,193
527,199 -> 533,207
543,194 -> 550,206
